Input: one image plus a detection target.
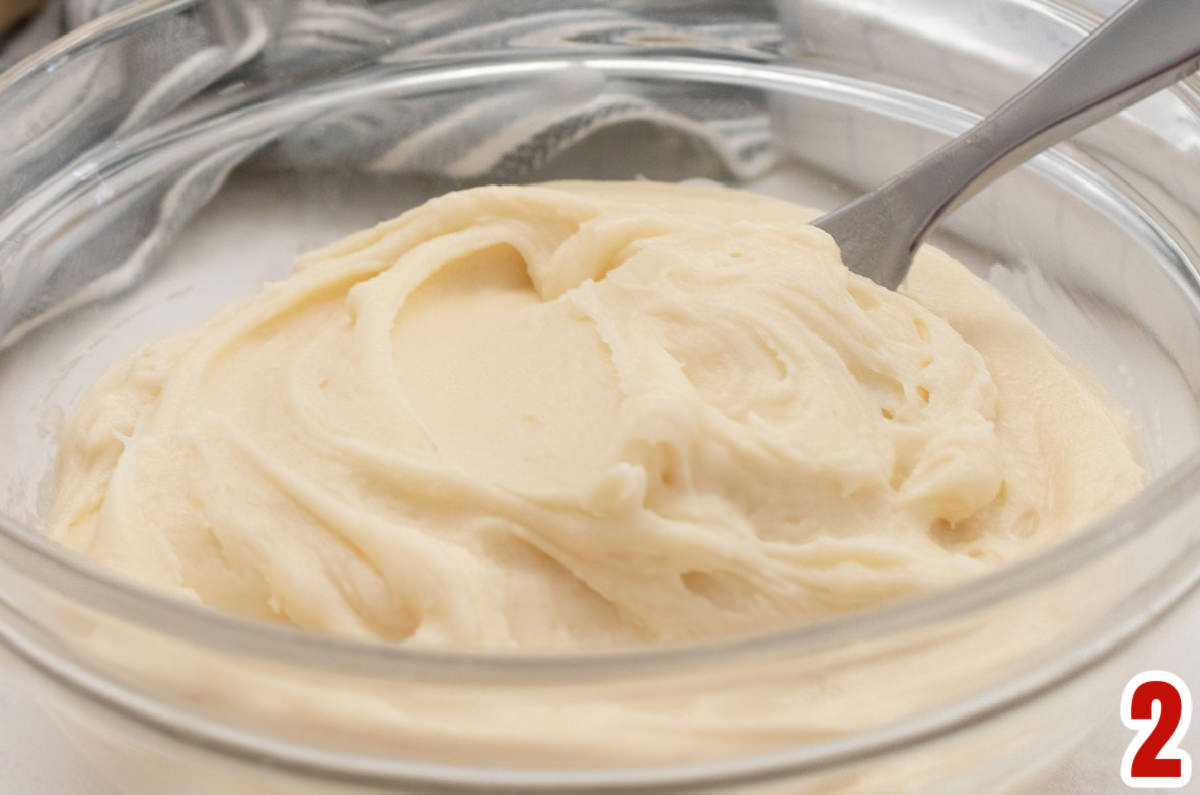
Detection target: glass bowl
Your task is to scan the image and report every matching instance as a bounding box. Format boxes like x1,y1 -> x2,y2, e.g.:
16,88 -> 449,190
2,1 -> 1200,792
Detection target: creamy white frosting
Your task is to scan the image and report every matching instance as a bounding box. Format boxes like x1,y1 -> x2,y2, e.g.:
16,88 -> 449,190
49,181 -> 1143,651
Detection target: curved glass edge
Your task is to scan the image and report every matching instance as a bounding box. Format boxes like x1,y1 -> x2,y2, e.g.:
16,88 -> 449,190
0,0 -> 191,92
4,518 -> 1199,791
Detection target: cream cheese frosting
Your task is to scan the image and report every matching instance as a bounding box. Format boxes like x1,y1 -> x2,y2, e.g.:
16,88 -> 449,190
48,180 -> 1143,651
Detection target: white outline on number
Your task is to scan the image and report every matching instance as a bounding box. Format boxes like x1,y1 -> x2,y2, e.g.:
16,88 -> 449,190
1121,670 -> 1192,789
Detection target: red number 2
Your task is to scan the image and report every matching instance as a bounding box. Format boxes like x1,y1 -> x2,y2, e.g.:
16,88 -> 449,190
1122,671 -> 1192,788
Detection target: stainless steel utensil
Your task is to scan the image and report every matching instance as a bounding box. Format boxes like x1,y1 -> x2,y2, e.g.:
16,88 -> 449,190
815,0 -> 1200,289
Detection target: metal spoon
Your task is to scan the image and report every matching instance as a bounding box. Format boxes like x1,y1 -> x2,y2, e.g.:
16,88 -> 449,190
814,0 -> 1200,289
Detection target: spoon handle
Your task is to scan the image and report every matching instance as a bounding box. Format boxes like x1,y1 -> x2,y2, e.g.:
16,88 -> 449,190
816,0 -> 1200,289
